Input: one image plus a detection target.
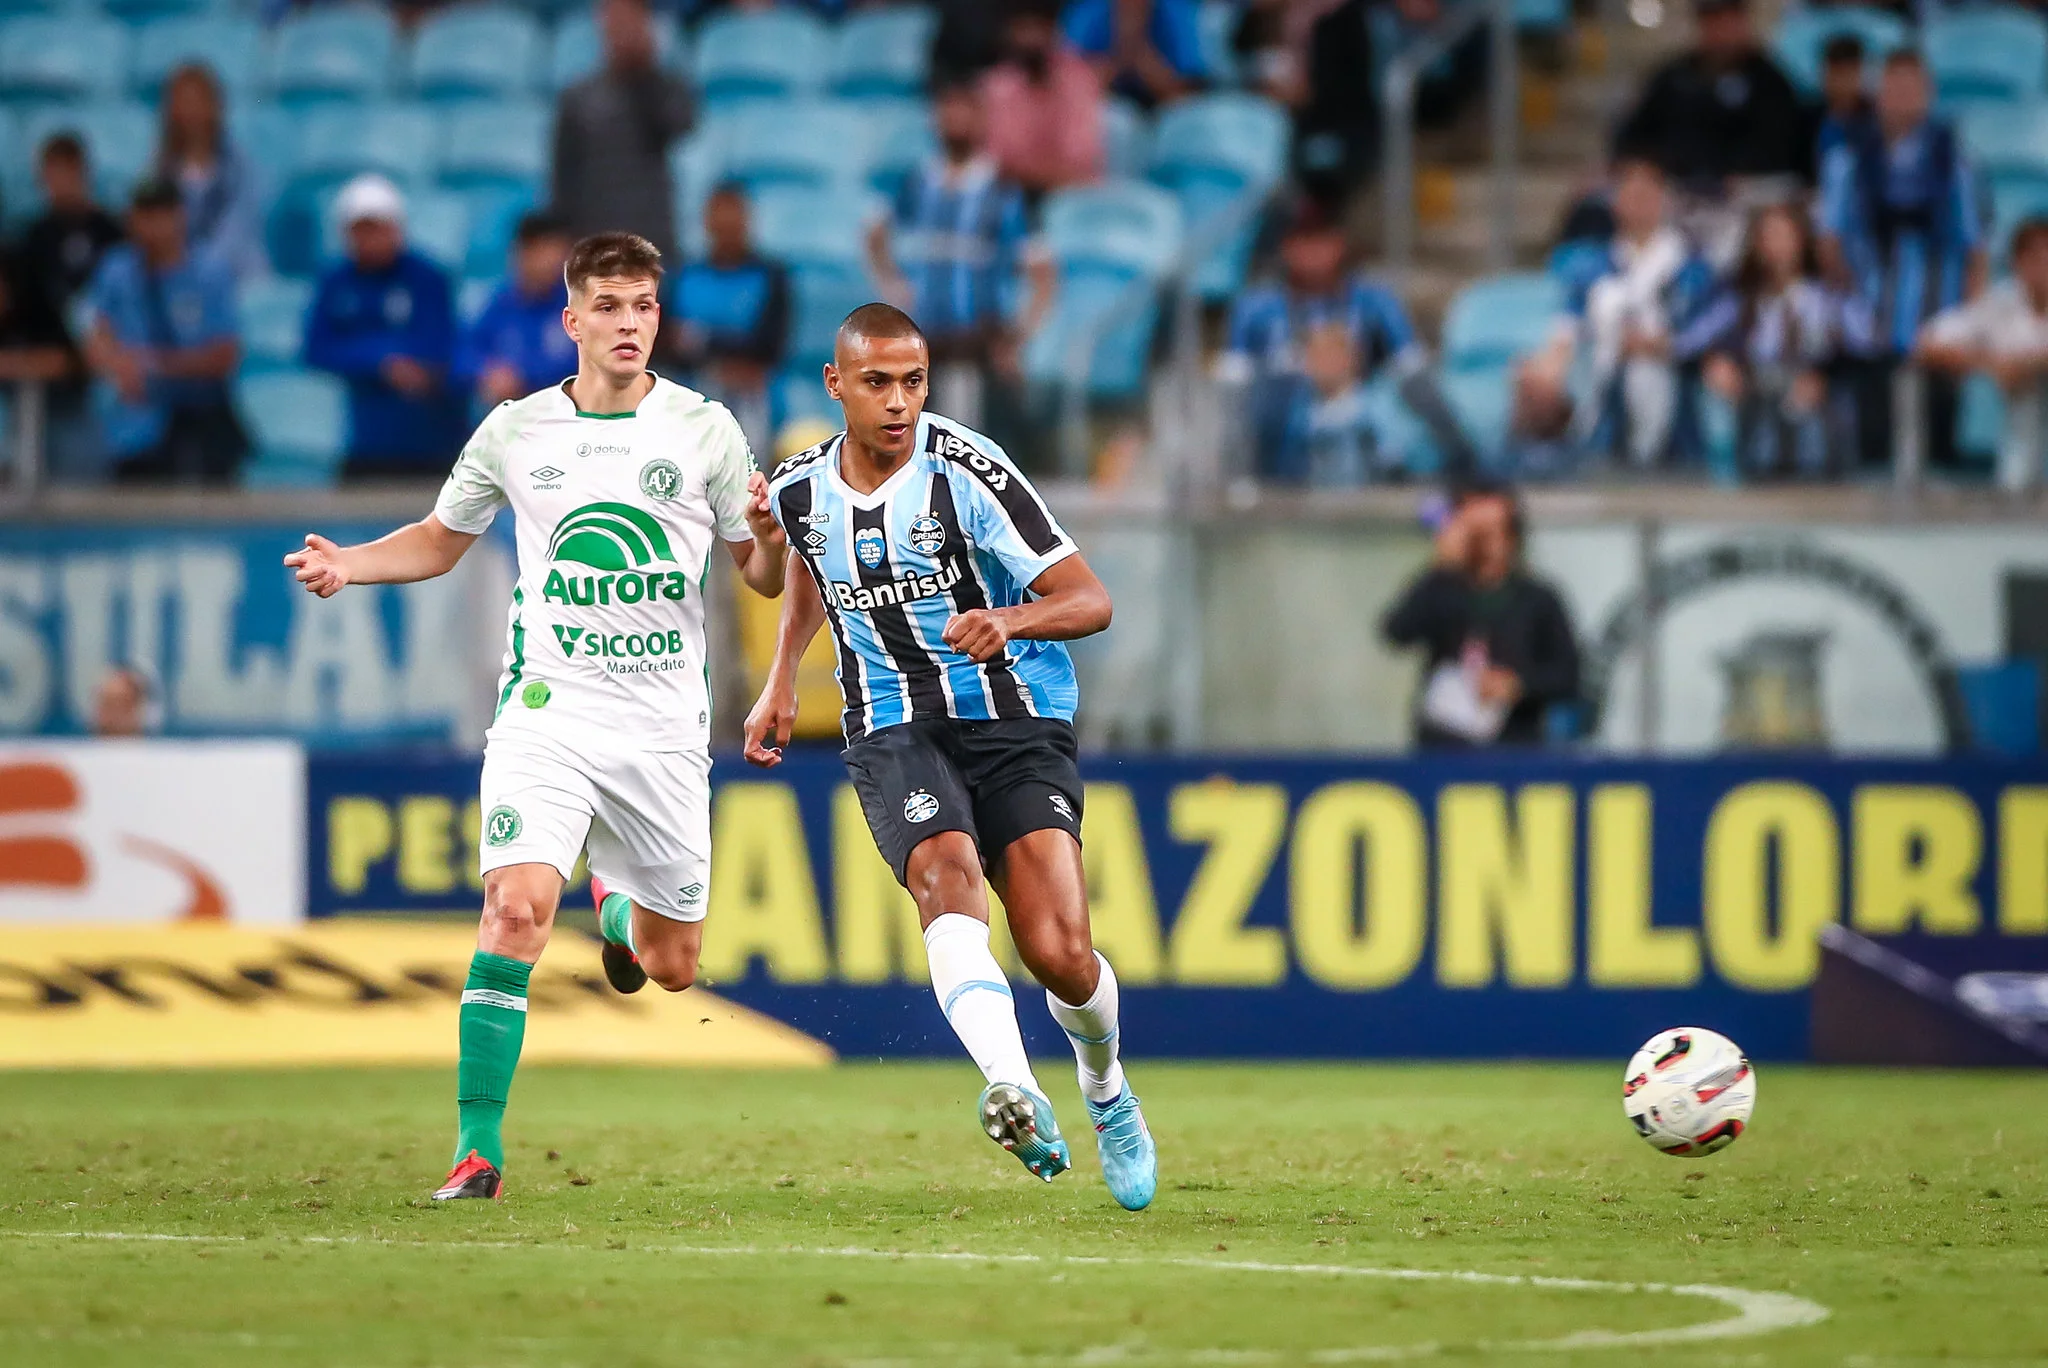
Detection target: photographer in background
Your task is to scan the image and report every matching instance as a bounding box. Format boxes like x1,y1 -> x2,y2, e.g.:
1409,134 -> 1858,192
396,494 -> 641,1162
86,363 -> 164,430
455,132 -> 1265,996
1381,482 -> 1580,749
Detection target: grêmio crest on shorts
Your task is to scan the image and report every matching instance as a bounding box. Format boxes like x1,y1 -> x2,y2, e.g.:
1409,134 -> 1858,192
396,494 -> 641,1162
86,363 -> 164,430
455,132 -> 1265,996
767,412 -> 1081,742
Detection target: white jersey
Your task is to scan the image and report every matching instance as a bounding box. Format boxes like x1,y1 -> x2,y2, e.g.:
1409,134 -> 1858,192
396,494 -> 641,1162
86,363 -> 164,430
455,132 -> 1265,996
433,375 -> 756,752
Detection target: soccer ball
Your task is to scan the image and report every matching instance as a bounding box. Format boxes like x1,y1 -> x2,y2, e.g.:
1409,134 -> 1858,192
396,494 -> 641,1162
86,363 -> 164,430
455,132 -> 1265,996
1622,1027 -> 1756,1156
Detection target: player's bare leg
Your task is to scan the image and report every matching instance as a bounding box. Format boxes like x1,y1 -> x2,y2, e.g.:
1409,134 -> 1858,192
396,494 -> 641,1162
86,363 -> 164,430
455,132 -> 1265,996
436,862 -> 564,1201
906,832 -> 1069,1181
993,830 -> 1157,1211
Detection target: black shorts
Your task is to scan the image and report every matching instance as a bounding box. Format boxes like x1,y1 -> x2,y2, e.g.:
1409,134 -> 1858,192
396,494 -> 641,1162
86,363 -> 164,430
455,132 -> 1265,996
844,717 -> 1084,885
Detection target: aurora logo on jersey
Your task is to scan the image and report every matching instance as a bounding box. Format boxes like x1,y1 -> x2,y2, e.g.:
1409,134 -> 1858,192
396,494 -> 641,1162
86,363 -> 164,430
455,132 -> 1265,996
547,503 -> 677,571
825,560 -> 964,613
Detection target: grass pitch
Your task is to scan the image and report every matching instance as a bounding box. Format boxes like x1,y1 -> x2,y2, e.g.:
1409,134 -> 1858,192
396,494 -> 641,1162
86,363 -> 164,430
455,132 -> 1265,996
1,1062 -> 2043,1367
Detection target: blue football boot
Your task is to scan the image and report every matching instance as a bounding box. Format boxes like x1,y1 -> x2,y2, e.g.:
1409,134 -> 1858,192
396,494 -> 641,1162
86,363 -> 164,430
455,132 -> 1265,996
1085,1091 -> 1157,1211
978,1081 -> 1071,1182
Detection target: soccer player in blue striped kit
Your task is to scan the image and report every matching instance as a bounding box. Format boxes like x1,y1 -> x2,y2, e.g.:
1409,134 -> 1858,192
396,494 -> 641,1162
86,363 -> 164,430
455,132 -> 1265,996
744,304 -> 1157,1210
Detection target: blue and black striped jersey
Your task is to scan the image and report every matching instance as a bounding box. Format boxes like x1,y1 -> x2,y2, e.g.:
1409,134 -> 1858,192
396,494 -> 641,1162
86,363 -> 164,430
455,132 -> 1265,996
766,412 -> 1080,742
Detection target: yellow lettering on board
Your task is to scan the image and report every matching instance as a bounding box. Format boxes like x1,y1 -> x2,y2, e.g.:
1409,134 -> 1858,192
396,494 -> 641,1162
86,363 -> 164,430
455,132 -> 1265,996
1081,783 -> 1164,984
699,783 -> 830,983
1436,784 -> 1574,989
832,783 -> 927,983
1852,786 -> 1982,935
396,796 -> 457,895
1999,787 -> 2048,934
461,799 -> 484,890
1587,784 -> 1698,987
328,798 -> 392,896
1288,782 -> 1426,990
1703,782 -> 1838,990
1166,781 -> 1288,986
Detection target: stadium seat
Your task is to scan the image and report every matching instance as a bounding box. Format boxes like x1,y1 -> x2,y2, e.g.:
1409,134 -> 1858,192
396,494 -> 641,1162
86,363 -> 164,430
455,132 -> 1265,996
230,102 -> 299,201
1989,177 -> 2048,262
0,0 -> 65,15
238,369 -> 347,482
0,15 -> 132,106
1926,7 -> 2048,105
237,275 -> 313,375
22,102 -> 156,212
132,15 -> 265,97
1440,272 -> 1565,372
1147,93 -> 1289,299
788,261 -> 876,369
293,101 -> 441,191
1196,0 -> 1240,86
1026,182 -> 1183,398
1102,96 -> 1151,180
439,99 -> 550,192
720,101 -> 856,193
458,275 -> 497,325
1436,366 -> 1514,460
1515,0 -> 1569,35
1961,102 -> 2048,206
410,6 -> 543,101
670,129 -> 725,258
104,0 -> 214,21
1770,5 -> 1907,95
828,5 -> 934,100
748,183 -> 873,268
549,9 -> 681,90
857,98 -> 935,198
267,5 -> 396,106
692,9 -> 830,110
449,182 -> 534,277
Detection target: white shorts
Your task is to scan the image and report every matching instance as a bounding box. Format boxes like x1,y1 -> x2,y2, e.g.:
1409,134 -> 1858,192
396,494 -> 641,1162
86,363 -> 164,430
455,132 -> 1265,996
477,731 -> 712,922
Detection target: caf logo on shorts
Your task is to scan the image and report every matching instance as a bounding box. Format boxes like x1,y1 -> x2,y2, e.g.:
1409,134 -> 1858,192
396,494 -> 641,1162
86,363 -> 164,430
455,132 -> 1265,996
855,526 -> 887,570
903,789 -> 940,824
907,514 -> 946,555
484,806 -> 522,848
639,458 -> 682,502
521,680 -> 551,709
1048,793 -> 1075,822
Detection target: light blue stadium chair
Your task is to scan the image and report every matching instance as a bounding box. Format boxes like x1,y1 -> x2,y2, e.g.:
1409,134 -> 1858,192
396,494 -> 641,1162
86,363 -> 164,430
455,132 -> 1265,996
1441,272 -> 1565,373
692,9 -> 830,111
1437,366 -> 1514,461
0,106 -> 22,225
1026,182 -> 1183,399
0,0 -> 66,16
1955,370 -> 2006,463
1515,0 -> 1569,35
1148,92 -> 1289,299
829,5 -> 934,99
310,183 -> 469,272
1956,658 -> 2042,754
293,101 -> 441,191
1359,373 -> 1443,476
267,5 -> 396,106
449,181 -> 534,277
788,261 -> 876,369
439,99 -> 550,192
1770,5 -> 1907,95
548,9 -> 681,90
775,366 -> 841,427
238,369 -> 347,485
231,101 -> 299,202
105,0 -> 215,21
132,15 -> 265,97
23,102 -> 155,211
458,274 -> 497,325
1989,177 -> 2048,262
858,97 -> 935,198
749,183 -> 871,268
670,129 -> 725,259
1196,0 -> 1239,86
721,101 -> 858,193
237,275 -> 312,375
410,5 -> 542,101
1927,7 -> 2048,106
0,15 -> 132,106
1102,96 -> 1151,180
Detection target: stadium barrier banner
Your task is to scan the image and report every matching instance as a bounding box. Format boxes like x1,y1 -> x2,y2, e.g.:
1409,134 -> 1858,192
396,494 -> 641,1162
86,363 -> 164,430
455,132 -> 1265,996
0,521 -> 514,743
1,739 -> 304,925
307,750 -> 2048,1061
0,923 -> 833,1069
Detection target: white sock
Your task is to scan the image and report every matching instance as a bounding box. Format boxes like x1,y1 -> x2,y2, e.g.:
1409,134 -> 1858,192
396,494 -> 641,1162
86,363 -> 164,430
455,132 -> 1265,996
1045,952 -> 1127,1104
923,914 -> 1039,1092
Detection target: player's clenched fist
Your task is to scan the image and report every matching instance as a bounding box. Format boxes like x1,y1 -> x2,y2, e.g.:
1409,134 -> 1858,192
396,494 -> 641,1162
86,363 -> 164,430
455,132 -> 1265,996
743,471 -> 785,549
285,534 -> 350,597
942,609 -> 1010,663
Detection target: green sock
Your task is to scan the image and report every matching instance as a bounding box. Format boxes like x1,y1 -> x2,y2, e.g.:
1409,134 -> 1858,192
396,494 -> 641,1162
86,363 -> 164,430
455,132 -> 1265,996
455,951 -> 531,1170
599,891 -> 636,952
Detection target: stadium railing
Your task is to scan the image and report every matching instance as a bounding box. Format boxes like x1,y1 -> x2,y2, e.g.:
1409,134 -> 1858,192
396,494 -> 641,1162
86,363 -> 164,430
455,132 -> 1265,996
1,378 -> 45,506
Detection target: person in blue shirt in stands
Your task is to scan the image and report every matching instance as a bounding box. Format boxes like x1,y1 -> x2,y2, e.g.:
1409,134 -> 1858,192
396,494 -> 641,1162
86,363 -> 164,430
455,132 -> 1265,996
460,211 -> 578,410
666,183 -> 788,456
1061,0 -> 1205,108
304,174 -> 460,482
1818,47 -> 1985,469
79,178 -> 246,484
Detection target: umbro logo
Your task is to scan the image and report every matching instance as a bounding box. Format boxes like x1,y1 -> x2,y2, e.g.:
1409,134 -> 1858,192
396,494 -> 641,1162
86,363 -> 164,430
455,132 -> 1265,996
532,466 -> 564,484
803,529 -> 828,554
1049,793 -> 1075,822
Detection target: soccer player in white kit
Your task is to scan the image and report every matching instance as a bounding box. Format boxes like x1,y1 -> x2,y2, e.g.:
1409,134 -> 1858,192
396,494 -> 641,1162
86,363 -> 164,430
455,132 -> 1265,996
285,233 -> 788,1201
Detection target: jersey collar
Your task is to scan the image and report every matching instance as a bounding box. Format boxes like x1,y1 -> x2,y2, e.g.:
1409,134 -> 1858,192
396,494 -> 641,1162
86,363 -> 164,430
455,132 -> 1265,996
560,372 -> 662,419
828,426 -> 923,509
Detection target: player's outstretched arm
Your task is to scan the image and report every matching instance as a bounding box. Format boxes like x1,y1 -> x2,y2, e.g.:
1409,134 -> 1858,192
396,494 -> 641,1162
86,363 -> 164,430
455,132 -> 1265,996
725,471 -> 790,598
743,555 -> 828,768
941,554 -> 1112,664
283,515 -> 479,597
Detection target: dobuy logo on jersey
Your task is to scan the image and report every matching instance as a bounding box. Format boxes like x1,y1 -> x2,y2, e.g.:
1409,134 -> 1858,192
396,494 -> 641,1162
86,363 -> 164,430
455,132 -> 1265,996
825,560 -> 965,613
855,526 -> 887,570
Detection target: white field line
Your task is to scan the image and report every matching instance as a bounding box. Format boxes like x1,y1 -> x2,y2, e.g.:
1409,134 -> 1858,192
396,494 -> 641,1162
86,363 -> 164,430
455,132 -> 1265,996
0,1231 -> 1830,1360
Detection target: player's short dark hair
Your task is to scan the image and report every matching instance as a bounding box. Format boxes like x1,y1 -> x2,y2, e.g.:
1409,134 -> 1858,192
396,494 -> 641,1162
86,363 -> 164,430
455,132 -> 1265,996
564,231 -> 663,297
129,177 -> 182,213
837,302 -> 928,352
2012,216 -> 2048,258
1822,34 -> 1866,66
38,132 -> 86,168
514,210 -> 567,245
